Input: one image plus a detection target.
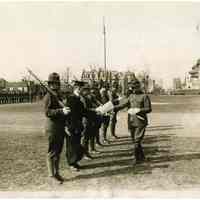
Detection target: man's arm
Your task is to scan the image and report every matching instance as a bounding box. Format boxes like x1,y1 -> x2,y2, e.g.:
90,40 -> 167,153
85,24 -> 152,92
113,98 -> 129,112
43,93 -> 64,117
138,95 -> 152,114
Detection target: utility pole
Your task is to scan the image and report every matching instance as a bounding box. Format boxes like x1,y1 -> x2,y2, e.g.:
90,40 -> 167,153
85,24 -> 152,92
66,67 -> 69,83
103,16 -> 107,75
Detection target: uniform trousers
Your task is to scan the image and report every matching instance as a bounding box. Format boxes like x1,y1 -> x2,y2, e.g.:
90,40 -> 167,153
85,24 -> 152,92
129,125 -> 146,161
46,129 -> 65,176
65,132 -> 84,166
101,115 -> 110,140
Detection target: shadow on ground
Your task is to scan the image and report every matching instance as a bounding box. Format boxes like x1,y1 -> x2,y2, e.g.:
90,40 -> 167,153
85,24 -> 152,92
63,123 -> 200,183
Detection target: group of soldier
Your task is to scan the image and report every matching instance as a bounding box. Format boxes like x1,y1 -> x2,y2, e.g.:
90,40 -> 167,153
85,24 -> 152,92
44,72 -> 152,184
0,91 -> 33,104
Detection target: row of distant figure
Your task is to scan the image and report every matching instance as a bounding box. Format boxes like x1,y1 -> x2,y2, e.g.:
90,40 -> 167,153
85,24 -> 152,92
0,92 -> 44,104
0,77 -> 134,105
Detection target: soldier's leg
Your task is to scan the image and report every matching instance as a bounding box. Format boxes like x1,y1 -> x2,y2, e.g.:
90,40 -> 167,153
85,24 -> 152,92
54,132 -> 65,181
66,132 -> 83,170
102,115 -> 110,143
47,151 -> 55,177
130,126 -> 140,163
110,112 -> 118,138
90,126 -> 100,153
47,131 -> 64,183
89,134 -> 95,151
47,132 -> 56,177
134,126 -> 146,162
82,130 -> 90,155
95,116 -> 103,146
101,117 -> 107,141
95,128 -> 103,146
130,126 -> 136,143
82,124 -> 93,157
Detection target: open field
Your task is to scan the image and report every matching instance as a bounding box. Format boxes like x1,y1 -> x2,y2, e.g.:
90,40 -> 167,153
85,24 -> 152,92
1,95 -> 200,197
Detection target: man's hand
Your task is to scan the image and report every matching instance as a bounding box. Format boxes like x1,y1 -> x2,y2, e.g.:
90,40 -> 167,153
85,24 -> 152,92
62,107 -> 71,115
128,108 -> 140,115
65,127 -> 71,136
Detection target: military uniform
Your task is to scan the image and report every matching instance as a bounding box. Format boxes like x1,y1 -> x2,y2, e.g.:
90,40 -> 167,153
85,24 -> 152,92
90,89 -> 102,147
108,87 -> 120,139
43,72 -> 69,183
115,80 -> 152,163
83,90 -> 102,153
100,87 -> 110,143
64,93 -> 85,168
81,93 -> 98,156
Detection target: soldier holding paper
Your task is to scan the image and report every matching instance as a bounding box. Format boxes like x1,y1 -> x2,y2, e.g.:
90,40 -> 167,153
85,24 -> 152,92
114,79 -> 152,164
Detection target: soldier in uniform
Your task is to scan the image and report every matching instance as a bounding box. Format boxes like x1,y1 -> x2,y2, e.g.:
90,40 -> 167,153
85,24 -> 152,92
80,85 -> 95,159
90,87 -> 103,147
82,86 -> 102,155
64,81 -> 87,171
108,82 -> 120,139
43,72 -> 70,184
99,83 -> 110,144
78,84 -> 102,159
114,79 -> 152,164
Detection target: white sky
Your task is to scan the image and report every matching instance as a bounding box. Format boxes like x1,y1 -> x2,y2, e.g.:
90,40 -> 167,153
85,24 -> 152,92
0,1 -> 200,88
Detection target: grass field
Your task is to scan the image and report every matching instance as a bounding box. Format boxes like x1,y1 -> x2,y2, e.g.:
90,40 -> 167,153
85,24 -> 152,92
1,95 -> 200,197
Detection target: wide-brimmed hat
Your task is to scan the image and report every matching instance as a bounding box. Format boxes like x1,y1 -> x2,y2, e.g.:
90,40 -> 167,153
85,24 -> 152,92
48,72 -> 60,83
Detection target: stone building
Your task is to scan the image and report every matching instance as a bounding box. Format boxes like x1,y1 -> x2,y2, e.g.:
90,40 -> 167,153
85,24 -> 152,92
185,59 -> 200,90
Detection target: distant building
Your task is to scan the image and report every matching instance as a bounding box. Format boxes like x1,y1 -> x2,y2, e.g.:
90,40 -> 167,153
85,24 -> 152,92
185,59 -> 200,89
147,79 -> 156,93
0,78 -> 6,90
5,81 -> 28,92
173,78 -> 182,90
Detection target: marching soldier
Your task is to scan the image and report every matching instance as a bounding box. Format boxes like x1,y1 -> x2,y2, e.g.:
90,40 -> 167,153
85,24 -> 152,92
114,79 -> 152,164
43,72 -> 70,184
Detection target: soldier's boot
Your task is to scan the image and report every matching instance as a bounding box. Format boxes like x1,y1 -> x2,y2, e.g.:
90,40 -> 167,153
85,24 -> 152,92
47,157 -> 55,177
90,137 -> 95,151
47,157 -> 63,184
134,145 -> 144,164
54,157 -> 64,183
138,144 -> 145,161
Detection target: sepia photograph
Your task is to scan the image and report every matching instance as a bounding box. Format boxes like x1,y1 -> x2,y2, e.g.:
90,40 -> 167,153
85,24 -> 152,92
1,1 -> 200,198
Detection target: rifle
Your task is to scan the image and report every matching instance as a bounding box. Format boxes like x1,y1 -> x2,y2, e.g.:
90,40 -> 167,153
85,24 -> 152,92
26,67 -> 65,108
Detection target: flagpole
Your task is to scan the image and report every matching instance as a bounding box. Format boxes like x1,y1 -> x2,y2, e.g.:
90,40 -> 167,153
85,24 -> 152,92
103,16 -> 107,74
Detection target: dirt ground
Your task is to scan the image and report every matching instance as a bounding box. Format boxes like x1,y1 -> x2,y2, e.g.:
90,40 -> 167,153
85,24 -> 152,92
1,95 -> 200,197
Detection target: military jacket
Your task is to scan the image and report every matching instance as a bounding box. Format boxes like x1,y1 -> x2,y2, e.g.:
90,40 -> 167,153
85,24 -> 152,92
80,94 -> 98,127
100,90 -> 110,104
108,89 -> 119,105
43,93 -> 66,133
115,92 -> 152,127
64,94 -> 85,133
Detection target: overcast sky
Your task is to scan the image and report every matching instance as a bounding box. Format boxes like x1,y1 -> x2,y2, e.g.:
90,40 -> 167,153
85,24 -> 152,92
0,1 -> 200,88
